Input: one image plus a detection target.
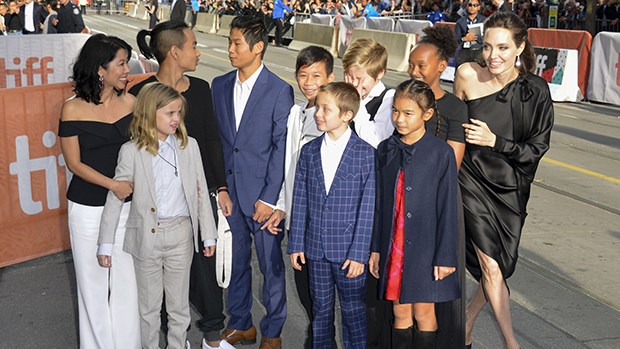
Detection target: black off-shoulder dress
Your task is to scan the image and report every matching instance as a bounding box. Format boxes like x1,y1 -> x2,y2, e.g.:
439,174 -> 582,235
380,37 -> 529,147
459,74 -> 554,281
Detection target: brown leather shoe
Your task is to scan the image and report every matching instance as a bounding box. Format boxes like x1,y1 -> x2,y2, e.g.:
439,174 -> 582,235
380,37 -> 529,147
220,325 -> 257,345
259,336 -> 282,349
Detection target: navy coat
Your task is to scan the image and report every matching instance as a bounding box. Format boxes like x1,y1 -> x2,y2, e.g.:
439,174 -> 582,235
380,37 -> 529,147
371,131 -> 460,304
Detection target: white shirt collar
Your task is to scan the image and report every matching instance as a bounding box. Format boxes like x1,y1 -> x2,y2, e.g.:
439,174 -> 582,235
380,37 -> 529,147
323,126 -> 352,151
158,135 -> 176,151
235,63 -> 264,90
364,81 -> 387,102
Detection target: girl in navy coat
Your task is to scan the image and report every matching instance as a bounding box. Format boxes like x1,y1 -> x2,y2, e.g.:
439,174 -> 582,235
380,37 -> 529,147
369,80 -> 460,349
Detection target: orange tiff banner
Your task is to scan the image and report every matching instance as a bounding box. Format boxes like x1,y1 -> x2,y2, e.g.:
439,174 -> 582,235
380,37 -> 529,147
528,28 -> 592,97
0,74 -> 153,267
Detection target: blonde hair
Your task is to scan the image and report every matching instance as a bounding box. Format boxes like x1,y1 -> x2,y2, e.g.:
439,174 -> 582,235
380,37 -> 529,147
342,38 -> 388,80
130,82 -> 188,155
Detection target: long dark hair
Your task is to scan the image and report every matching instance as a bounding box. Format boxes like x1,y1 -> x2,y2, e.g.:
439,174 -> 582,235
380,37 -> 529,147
394,79 -> 440,137
137,21 -> 189,64
477,11 -> 536,75
71,34 -> 132,105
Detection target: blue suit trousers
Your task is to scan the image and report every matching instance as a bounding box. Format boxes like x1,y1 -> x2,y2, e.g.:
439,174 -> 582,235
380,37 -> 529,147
307,258 -> 367,349
225,192 -> 287,338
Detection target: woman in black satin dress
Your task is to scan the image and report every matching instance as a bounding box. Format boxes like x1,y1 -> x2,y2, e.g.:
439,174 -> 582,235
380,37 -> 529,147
453,12 -> 554,349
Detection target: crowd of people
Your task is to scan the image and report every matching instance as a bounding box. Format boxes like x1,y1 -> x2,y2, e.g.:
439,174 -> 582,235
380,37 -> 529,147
55,7 -> 554,349
0,0 -> 84,35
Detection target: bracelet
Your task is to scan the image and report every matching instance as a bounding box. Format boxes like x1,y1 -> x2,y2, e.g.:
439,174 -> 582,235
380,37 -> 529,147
217,187 -> 229,194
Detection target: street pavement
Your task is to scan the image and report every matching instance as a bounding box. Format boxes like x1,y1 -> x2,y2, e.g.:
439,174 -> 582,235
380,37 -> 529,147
1,12 -> 620,349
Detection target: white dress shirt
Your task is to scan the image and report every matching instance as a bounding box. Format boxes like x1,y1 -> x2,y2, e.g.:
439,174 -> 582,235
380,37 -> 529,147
234,63 -> 264,131
24,2 -> 35,32
276,102 -> 323,228
153,136 -> 189,220
353,81 -> 395,149
321,127 -> 352,194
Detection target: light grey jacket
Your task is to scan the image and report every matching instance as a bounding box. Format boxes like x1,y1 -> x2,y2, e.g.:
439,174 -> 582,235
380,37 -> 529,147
98,136 -> 217,261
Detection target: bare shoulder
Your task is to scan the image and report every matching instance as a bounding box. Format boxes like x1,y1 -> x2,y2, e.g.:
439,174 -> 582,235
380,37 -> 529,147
119,92 -> 136,113
455,62 -> 489,100
455,62 -> 483,82
60,96 -> 87,121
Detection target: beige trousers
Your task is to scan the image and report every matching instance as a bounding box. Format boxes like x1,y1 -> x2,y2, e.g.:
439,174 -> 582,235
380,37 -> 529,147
133,216 -> 193,349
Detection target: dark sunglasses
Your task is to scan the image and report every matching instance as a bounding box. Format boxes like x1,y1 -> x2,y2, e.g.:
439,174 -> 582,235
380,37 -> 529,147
468,3 -> 479,7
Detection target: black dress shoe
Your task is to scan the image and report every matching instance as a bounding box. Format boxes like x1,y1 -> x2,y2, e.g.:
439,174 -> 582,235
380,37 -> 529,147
465,344 -> 472,349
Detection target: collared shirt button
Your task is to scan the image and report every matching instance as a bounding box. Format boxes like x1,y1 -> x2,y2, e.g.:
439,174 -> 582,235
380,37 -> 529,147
323,229 -> 328,234
406,212 -> 412,218
234,148 -> 239,153
228,169 -> 233,174
406,186 -> 412,191
324,207 -> 329,212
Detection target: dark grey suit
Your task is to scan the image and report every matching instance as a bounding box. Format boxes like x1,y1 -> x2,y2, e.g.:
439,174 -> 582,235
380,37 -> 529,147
170,0 -> 186,22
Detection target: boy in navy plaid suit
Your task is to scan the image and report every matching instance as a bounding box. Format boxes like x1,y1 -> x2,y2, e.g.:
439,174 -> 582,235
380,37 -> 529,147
288,82 -> 376,349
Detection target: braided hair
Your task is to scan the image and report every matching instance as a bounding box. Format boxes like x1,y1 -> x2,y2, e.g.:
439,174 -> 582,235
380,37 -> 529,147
394,79 -> 440,137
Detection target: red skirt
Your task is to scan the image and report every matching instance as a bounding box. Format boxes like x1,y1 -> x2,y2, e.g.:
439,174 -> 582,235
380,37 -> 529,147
385,170 -> 405,301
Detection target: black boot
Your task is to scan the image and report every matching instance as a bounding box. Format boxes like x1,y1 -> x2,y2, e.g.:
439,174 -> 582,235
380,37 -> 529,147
392,326 -> 414,349
412,326 -> 437,349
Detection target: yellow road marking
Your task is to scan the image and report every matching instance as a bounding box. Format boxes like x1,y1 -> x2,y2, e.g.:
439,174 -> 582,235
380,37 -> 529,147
542,158 -> 620,184
200,51 -> 229,63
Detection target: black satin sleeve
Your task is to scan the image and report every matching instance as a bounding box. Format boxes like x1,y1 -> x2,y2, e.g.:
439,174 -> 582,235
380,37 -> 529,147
492,74 -> 554,184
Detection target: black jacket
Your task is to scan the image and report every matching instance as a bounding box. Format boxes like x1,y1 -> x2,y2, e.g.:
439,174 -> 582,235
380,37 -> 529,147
170,0 -> 186,22
19,2 -> 47,34
56,2 -> 85,33
498,1 -> 513,13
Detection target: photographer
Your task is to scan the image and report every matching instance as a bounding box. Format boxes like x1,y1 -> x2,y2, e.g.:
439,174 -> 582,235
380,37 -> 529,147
454,0 -> 485,66
381,0 -> 402,15
5,0 -> 23,35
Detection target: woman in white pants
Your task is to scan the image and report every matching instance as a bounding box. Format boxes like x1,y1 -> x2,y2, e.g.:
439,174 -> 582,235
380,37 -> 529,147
58,34 -> 141,349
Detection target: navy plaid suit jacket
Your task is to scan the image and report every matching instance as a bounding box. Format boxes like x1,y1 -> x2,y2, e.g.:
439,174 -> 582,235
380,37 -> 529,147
288,132 -> 376,264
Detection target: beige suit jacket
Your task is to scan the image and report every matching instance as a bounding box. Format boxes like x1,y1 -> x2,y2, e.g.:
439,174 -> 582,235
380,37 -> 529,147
98,137 -> 217,261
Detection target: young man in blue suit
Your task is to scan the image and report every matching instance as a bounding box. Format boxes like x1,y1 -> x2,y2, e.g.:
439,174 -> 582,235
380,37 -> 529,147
212,16 -> 294,349
288,82 -> 376,349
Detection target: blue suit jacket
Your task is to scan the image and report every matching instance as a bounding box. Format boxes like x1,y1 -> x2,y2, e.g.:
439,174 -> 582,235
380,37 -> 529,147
288,132 -> 376,264
212,67 -> 294,216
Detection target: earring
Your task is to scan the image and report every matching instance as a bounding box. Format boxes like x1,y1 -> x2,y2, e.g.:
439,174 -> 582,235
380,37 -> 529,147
98,75 -> 104,89
515,55 -> 522,68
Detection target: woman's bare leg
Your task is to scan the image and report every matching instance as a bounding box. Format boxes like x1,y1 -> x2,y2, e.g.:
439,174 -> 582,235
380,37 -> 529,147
473,244 -> 519,349
465,281 -> 488,345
